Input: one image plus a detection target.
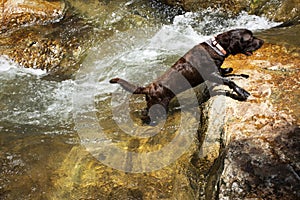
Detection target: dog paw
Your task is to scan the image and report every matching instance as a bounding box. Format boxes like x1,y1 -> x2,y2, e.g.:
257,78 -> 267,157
241,89 -> 250,99
235,87 -> 250,100
240,74 -> 249,79
109,78 -> 120,83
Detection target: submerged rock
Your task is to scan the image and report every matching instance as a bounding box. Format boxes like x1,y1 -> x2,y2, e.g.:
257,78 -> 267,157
52,91 -> 220,199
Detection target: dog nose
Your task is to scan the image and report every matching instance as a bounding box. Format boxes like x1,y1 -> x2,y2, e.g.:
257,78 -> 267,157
254,38 -> 264,47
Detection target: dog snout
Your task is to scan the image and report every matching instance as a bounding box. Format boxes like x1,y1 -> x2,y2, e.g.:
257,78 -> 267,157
258,38 -> 264,46
254,38 -> 264,47
253,38 -> 264,49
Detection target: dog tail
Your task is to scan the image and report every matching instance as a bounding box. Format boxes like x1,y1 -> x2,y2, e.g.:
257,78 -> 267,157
109,78 -> 147,94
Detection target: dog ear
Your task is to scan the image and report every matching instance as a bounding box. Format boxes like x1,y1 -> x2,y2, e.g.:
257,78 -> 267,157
242,34 -> 251,42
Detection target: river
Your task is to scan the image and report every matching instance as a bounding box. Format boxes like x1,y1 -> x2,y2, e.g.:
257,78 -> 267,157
0,0 -> 292,199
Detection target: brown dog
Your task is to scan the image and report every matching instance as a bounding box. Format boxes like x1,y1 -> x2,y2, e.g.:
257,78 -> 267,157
110,29 -> 264,123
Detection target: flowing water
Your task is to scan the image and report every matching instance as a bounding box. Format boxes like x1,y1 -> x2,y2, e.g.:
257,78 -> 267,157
0,0 -> 293,199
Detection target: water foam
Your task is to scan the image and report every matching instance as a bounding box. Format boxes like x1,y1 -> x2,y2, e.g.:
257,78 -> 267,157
174,10 -> 280,35
154,10 -> 281,48
0,56 -> 14,72
0,56 -> 74,133
0,56 -> 47,76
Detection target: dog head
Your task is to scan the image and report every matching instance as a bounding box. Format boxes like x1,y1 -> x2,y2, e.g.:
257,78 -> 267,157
217,29 -> 264,56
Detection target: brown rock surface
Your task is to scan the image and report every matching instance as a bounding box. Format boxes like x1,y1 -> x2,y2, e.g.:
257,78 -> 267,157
160,0 -> 300,23
0,0 -> 151,78
250,0 -> 300,23
217,42 -> 300,199
1,0 -> 66,32
160,0 -> 249,14
0,17 -> 95,78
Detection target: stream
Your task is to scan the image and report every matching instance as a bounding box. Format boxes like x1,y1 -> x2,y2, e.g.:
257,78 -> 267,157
0,0 -> 296,199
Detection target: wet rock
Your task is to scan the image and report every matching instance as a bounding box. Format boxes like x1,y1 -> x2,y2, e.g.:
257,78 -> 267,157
159,0 -> 300,23
0,0 -> 156,78
0,0 -> 84,78
0,16 -> 96,78
0,0 -> 66,32
249,0 -> 300,23
216,42 -> 300,199
0,1 -> 105,78
160,0 -> 249,14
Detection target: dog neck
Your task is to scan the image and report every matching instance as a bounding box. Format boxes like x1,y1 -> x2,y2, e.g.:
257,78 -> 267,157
205,37 -> 227,57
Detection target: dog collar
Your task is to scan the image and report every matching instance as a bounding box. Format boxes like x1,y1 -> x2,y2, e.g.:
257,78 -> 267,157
205,37 -> 227,56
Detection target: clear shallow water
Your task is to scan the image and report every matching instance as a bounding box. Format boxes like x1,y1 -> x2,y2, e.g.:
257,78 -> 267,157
0,3 -> 283,198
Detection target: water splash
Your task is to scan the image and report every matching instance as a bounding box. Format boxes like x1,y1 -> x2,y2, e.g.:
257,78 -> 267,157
172,10 -> 281,36
0,10 -> 281,135
0,56 -> 74,134
89,9 -> 281,92
0,56 -> 47,76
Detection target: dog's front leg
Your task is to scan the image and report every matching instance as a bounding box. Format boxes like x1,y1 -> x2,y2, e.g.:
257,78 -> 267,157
209,72 -> 250,100
220,68 -> 249,79
220,67 -> 233,76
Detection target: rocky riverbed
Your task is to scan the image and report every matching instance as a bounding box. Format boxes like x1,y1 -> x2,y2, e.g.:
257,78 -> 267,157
0,0 -> 299,199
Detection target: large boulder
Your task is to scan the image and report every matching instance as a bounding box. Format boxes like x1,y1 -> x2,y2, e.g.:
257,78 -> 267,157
0,16 -> 95,78
217,42 -> 300,199
0,0 -> 66,32
250,0 -> 300,23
